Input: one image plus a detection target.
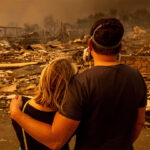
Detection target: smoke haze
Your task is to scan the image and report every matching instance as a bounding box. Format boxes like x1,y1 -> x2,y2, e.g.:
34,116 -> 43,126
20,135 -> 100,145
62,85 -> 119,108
0,0 -> 150,26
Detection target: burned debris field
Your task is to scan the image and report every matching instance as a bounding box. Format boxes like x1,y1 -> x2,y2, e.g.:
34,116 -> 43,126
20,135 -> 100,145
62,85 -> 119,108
0,8 -> 150,149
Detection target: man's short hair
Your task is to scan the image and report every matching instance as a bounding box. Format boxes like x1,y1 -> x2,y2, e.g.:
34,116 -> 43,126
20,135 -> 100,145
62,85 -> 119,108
90,18 -> 124,55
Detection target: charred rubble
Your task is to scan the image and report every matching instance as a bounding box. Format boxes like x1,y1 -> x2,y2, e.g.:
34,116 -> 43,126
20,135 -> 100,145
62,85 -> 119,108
0,20 -> 150,126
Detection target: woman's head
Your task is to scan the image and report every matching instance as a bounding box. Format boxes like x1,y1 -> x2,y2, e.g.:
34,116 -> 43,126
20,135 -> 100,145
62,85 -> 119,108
35,58 -> 77,110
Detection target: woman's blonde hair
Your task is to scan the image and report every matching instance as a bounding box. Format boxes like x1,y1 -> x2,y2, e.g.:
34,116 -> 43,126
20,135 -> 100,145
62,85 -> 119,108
34,58 -> 77,110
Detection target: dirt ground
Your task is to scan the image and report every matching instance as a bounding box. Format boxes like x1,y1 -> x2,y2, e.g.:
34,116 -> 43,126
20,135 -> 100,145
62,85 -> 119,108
0,109 -> 150,150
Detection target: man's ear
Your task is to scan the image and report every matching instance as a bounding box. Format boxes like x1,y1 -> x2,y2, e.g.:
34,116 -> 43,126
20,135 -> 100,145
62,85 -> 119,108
88,39 -> 93,52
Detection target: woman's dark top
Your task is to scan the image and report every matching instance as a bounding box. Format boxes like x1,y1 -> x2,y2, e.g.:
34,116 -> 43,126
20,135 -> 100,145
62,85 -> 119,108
12,97 -> 69,150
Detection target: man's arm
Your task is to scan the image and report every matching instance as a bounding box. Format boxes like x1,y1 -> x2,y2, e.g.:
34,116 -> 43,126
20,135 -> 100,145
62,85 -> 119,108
131,107 -> 146,143
10,96 -> 80,150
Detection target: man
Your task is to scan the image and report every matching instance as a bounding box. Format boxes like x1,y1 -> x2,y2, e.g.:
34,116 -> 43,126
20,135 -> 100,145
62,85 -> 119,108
10,18 -> 147,150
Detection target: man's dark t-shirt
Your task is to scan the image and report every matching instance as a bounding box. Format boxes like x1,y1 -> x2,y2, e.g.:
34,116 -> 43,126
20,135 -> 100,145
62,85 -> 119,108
60,64 -> 147,150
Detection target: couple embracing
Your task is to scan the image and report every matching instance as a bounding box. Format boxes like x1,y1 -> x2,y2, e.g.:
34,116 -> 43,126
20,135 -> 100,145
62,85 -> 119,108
10,18 -> 147,150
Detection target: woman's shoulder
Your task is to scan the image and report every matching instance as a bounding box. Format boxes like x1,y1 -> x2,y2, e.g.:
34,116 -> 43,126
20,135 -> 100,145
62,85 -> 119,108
21,96 -> 31,110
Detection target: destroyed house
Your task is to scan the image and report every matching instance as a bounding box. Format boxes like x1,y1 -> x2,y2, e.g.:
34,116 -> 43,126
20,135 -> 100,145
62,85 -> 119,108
0,26 -> 24,38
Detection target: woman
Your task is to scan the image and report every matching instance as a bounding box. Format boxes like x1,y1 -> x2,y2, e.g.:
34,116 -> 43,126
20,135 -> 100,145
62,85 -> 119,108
12,58 -> 77,150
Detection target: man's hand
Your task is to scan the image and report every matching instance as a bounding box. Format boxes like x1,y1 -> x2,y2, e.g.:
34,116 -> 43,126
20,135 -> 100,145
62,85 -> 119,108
10,95 -> 23,119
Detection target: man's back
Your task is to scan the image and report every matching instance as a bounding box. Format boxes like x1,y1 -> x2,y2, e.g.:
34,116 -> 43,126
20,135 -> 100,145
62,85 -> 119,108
61,64 -> 147,150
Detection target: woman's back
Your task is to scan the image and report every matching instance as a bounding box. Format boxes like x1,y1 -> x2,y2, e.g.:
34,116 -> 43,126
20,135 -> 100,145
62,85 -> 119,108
12,97 -> 69,150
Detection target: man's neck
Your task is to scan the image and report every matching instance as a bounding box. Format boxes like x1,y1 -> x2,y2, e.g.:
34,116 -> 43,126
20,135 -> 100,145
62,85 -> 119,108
93,53 -> 120,66
94,61 -> 120,66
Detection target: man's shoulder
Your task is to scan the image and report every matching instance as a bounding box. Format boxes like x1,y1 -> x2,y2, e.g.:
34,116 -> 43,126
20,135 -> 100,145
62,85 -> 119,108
68,69 -> 92,92
76,64 -> 140,77
72,64 -> 142,86
74,68 -> 95,84
75,67 -> 101,79
120,64 -> 141,75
